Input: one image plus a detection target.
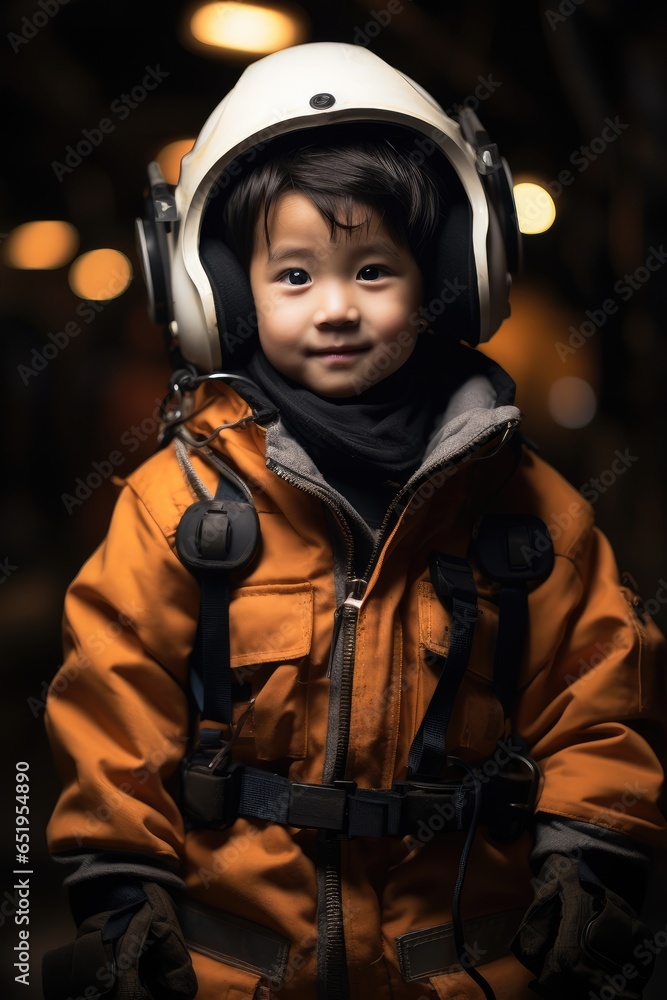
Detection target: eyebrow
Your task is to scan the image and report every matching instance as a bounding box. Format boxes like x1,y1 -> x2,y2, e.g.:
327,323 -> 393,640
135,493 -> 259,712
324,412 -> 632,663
267,245 -> 318,264
266,240 -> 404,264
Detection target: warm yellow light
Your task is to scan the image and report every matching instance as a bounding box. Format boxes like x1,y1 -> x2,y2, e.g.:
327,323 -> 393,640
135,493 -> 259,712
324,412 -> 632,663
3,220 -> 79,269
188,2 -> 306,56
513,182 -> 557,235
68,249 -> 132,301
155,138 -> 196,185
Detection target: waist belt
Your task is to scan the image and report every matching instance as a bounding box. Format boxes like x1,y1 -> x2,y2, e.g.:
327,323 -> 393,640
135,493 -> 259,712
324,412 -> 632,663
181,737 -> 541,842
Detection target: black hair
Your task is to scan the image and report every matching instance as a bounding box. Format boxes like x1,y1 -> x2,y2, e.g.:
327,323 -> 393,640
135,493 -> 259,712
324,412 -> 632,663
211,122 -> 447,272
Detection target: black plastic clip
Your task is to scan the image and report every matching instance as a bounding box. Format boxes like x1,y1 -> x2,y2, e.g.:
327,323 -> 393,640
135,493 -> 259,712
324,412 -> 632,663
181,752 -> 242,829
482,737 -> 543,844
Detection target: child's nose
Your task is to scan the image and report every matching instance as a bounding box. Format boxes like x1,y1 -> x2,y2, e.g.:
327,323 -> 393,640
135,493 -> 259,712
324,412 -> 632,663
313,282 -> 360,328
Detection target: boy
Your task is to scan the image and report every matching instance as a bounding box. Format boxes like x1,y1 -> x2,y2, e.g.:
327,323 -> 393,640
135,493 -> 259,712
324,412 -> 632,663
43,42 -> 666,1000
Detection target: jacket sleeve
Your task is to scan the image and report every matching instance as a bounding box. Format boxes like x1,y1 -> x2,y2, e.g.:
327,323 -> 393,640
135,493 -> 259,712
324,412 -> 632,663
515,519 -> 667,852
44,476 -> 200,868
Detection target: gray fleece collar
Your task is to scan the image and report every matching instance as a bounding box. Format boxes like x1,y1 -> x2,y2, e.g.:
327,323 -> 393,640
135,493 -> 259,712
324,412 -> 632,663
263,362 -> 522,542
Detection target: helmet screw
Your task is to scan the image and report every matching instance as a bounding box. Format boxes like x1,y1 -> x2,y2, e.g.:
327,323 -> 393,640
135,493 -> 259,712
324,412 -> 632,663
309,93 -> 336,110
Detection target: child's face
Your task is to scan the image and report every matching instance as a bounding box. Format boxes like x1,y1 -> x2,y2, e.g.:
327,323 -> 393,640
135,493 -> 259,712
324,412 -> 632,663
249,192 -> 423,397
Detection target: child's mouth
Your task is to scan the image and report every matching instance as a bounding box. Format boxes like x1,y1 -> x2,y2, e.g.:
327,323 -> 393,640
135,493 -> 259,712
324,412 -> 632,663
310,345 -> 371,362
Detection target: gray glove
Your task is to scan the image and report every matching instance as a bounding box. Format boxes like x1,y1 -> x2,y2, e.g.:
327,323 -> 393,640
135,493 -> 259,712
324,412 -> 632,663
42,881 -> 198,999
511,854 -> 654,1000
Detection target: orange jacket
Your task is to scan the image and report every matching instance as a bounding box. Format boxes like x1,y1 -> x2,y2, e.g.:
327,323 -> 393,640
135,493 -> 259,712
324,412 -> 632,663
45,373 -> 667,1000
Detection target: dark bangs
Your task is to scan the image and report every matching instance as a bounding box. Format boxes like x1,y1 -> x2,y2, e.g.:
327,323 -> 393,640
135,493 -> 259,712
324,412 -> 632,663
208,122 -> 448,270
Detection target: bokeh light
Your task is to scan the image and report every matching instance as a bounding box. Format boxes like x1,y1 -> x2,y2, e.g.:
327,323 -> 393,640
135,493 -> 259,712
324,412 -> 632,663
155,139 -> 196,185
68,249 -> 133,301
548,376 -> 598,428
186,2 -> 308,57
3,220 -> 79,269
513,182 -> 557,235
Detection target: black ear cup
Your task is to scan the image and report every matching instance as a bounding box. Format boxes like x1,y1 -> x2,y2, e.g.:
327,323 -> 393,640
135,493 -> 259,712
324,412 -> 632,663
199,237 -> 257,369
134,162 -> 177,326
423,195 -> 479,346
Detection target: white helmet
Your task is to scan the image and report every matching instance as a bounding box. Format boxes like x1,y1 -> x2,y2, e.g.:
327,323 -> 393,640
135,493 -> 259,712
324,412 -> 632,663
136,41 -> 521,373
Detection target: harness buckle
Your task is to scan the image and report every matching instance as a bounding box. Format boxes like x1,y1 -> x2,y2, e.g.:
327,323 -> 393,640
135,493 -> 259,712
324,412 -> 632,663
287,780 -> 357,833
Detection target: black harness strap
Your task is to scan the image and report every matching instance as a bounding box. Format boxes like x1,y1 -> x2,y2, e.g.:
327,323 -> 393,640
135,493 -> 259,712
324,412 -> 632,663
175,473 -> 260,729
196,568 -> 232,726
182,756 -> 490,836
474,514 -> 555,717
407,554 -> 479,780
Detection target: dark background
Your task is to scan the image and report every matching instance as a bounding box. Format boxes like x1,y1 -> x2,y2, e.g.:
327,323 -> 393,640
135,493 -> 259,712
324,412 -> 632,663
1,0 -> 666,996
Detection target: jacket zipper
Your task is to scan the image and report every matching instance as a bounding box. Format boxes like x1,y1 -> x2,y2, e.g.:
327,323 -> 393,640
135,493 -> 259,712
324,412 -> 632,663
267,459 -> 357,1000
266,459 -> 356,580
331,579 -> 367,779
265,459 -> 367,779
265,420 -> 515,1000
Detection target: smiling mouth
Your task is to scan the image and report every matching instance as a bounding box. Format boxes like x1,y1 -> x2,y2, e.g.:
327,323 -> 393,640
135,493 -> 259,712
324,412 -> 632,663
310,345 -> 370,356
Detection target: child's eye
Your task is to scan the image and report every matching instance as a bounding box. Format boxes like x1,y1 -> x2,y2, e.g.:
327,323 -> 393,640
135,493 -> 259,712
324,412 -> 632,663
281,268 -> 311,285
357,265 -> 384,281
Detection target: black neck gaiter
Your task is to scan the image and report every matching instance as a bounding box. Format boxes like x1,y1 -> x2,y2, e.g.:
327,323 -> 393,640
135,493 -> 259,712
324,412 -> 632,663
246,336 -> 440,489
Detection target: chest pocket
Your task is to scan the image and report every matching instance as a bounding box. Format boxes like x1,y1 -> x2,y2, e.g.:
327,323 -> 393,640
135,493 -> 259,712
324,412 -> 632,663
228,582 -> 314,761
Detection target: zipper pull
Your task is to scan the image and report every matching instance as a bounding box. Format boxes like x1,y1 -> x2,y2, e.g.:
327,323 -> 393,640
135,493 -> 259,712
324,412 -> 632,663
326,579 -> 367,677
343,577 -> 367,610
